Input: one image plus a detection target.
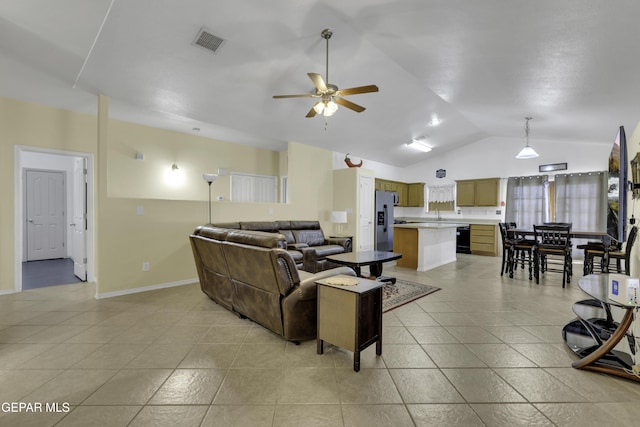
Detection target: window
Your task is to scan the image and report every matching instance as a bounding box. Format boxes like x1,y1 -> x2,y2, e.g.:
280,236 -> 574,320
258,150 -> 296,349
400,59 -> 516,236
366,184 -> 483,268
506,172 -> 608,257
505,175 -> 550,227
427,184 -> 455,212
230,172 -> 278,203
555,171 -> 608,231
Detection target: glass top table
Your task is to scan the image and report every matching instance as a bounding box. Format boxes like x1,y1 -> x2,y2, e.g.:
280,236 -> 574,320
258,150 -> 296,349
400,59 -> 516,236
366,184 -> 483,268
562,274 -> 639,382
326,250 -> 402,283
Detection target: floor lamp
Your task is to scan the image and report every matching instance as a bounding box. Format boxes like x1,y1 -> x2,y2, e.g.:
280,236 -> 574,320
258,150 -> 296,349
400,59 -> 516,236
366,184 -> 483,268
202,173 -> 218,224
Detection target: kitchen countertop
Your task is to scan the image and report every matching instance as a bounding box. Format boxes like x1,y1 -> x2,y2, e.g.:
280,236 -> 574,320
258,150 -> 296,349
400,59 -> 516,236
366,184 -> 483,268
396,217 -> 501,225
393,222 -> 467,229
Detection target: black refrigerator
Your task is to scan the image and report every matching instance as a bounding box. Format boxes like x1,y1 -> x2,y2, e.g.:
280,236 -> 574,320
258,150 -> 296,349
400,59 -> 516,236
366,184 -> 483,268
375,191 -> 395,251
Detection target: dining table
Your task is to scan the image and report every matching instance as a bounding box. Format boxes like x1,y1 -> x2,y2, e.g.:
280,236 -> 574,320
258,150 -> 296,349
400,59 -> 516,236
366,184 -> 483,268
509,228 -> 613,274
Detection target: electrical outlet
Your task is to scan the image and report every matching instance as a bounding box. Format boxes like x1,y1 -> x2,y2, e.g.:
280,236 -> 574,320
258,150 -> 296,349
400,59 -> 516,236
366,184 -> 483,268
142,262 -> 149,272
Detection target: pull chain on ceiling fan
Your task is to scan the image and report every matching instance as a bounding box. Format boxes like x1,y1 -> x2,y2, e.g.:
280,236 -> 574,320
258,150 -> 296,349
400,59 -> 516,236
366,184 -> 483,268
273,28 -> 379,118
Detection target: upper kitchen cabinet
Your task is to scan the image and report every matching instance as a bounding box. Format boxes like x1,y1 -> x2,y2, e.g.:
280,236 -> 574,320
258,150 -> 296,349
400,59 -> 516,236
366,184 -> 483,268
374,179 -> 424,207
455,178 -> 500,207
407,183 -> 425,207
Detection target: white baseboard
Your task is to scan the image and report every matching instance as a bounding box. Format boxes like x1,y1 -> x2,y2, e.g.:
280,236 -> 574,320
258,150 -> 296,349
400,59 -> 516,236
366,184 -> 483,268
0,288 -> 18,296
95,278 -> 198,299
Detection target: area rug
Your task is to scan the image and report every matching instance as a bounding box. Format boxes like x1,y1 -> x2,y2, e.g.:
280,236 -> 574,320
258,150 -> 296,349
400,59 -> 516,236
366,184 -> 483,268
382,279 -> 440,312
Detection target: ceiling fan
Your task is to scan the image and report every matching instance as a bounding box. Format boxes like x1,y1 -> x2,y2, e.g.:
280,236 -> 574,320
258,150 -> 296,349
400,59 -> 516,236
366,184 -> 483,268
273,28 -> 379,118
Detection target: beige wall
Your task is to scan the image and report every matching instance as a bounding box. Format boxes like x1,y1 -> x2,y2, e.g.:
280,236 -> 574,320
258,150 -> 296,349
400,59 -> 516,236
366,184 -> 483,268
0,97 -> 98,294
0,96 -> 335,296
107,120 -> 280,201
627,122 -> 640,278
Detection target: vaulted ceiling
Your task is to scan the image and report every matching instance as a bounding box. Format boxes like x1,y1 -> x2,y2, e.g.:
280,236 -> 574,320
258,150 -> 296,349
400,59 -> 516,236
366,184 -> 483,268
1,0 -> 639,166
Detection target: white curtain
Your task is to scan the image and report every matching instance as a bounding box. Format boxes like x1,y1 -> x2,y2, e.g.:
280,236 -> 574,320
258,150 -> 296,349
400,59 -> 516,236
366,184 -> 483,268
505,175 -> 549,227
554,172 -> 607,232
428,184 -> 455,203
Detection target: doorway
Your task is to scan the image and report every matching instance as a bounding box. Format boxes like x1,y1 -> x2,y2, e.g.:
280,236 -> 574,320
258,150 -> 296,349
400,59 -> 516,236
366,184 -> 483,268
15,147 -> 95,292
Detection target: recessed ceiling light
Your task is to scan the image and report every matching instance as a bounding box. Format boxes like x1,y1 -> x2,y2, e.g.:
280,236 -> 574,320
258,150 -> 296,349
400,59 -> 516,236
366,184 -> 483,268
427,116 -> 441,127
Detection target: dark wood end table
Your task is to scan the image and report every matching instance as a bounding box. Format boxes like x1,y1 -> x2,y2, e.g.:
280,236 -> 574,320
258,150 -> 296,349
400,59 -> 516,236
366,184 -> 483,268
325,250 -> 402,283
316,275 -> 383,372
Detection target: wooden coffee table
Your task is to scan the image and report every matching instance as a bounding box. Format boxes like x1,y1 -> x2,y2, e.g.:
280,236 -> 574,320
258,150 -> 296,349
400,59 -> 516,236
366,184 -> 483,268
326,250 -> 402,283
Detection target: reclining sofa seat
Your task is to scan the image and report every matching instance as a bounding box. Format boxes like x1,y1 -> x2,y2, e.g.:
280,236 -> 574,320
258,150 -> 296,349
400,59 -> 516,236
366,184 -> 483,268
211,220 -> 352,272
190,225 -> 356,341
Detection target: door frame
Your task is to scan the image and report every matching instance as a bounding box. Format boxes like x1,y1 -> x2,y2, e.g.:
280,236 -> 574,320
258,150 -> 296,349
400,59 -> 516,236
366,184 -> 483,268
14,146 -> 95,292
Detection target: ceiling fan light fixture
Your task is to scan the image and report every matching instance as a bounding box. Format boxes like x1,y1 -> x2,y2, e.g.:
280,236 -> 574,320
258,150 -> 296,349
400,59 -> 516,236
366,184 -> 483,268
324,100 -> 338,116
313,99 -> 338,116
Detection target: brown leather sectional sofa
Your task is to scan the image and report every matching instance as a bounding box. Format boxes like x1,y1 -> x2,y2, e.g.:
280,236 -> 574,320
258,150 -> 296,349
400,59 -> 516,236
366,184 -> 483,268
190,225 -> 356,341
211,220 -> 352,272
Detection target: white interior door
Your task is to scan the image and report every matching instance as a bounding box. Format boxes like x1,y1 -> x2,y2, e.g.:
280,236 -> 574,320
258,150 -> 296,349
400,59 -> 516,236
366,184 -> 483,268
72,158 -> 87,281
26,169 -> 66,261
359,175 -> 374,251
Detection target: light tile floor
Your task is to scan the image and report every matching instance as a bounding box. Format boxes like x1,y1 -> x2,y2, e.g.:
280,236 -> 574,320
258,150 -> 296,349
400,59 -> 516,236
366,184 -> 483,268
1,254 -> 640,426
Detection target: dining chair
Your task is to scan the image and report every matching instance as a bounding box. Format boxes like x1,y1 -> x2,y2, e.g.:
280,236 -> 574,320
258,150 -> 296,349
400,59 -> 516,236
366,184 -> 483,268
509,223 -> 536,280
533,223 -> 573,287
583,226 -> 637,275
499,223 -> 515,276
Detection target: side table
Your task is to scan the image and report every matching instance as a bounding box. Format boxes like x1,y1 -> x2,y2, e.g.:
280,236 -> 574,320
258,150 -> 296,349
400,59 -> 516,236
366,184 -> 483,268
316,275 -> 383,372
562,274 -> 639,382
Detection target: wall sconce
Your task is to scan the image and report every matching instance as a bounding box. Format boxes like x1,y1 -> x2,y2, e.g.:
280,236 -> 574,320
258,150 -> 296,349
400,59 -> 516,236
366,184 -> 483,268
164,163 -> 185,187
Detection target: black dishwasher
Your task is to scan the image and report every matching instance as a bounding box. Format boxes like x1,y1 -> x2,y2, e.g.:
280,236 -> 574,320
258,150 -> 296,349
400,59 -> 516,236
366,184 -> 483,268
456,226 -> 471,254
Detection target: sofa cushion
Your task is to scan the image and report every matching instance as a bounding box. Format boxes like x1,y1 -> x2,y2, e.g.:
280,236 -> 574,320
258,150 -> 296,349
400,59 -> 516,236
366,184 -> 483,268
307,244 -> 346,258
290,220 -> 321,230
210,222 -> 240,229
226,229 -> 287,249
288,250 -> 303,264
193,226 -> 231,241
276,220 -> 296,244
292,229 -> 326,246
240,221 -> 279,232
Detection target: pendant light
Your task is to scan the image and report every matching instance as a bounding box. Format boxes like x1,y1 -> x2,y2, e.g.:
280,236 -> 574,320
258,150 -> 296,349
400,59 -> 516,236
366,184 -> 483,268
516,117 -> 539,159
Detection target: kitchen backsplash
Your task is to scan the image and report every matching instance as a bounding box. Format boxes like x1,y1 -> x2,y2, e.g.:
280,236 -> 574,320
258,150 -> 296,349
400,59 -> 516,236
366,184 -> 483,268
395,206 -> 505,221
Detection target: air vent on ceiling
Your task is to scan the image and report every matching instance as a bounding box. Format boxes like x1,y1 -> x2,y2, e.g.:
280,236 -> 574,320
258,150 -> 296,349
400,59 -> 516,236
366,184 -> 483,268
192,28 -> 224,53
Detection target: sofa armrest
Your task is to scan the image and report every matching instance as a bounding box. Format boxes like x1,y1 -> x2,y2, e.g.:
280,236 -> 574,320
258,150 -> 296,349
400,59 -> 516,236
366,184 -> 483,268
297,267 -> 356,300
326,237 -> 352,252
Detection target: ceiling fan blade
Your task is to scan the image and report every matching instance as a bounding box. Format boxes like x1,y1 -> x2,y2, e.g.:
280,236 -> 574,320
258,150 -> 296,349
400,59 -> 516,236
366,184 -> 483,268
273,94 -> 314,99
335,85 -> 379,96
334,97 -> 366,113
308,73 -> 328,92
305,105 -> 318,118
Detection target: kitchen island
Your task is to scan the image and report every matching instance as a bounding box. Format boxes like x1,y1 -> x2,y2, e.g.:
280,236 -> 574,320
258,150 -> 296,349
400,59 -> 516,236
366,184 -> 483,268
393,222 -> 467,271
